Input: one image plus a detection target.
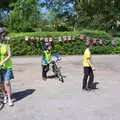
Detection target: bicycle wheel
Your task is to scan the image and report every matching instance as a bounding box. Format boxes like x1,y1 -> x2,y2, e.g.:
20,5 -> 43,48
0,90 -> 4,110
52,63 -> 58,76
0,89 -> 4,99
0,100 -> 4,110
52,62 -> 64,83
57,68 -> 64,83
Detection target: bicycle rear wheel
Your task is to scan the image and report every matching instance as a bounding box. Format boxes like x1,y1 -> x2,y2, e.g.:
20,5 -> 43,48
0,89 -> 4,110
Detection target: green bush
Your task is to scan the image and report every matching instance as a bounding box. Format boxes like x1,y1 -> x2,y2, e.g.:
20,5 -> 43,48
110,32 -> 120,37
80,29 -> 112,40
9,30 -> 120,56
9,29 -> 112,39
9,31 -> 77,37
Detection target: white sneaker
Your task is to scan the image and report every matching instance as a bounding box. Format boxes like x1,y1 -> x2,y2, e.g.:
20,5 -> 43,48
8,99 -> 13,106
3,97 -> 8,104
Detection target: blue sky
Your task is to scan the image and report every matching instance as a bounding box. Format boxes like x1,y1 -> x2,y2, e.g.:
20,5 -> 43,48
38,0 -> 74,13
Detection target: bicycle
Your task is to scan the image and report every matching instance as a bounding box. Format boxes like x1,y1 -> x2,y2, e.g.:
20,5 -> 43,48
0,83 -> 4,110
50,59 -> 64,83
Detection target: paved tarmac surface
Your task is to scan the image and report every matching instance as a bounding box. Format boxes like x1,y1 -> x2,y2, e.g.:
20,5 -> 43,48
0,55 -> 120,120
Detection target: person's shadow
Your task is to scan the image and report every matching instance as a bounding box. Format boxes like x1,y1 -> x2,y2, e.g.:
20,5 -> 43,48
90,82 -> 100,89
12,89 -> 35,102
47,75 -> 67,79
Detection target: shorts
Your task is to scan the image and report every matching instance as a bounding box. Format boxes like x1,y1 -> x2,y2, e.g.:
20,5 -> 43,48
0,68 -> 14,82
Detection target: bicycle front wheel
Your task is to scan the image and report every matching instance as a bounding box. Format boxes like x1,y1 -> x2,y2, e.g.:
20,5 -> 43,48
0,100 -> 4,110
57,69 -> 64,83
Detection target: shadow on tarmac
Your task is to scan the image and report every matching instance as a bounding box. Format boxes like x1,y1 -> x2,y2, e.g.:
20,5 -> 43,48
12,89 -> 35,102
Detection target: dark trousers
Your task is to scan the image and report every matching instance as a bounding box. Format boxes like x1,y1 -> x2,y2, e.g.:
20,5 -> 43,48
42,64 -> 49,78
82,67 -> 94,89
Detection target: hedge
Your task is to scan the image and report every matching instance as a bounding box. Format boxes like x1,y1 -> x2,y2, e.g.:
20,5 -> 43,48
9,29 -> 112,39
8,29 -> 120,56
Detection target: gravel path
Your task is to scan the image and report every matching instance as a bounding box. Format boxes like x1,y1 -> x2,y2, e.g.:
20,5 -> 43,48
0,55 -> 120,120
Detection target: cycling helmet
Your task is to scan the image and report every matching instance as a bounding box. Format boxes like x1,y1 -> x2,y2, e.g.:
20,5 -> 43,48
43,45 -> 49,50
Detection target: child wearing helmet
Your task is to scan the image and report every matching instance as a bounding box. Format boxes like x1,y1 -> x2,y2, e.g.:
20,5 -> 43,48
41,42 -> 52,80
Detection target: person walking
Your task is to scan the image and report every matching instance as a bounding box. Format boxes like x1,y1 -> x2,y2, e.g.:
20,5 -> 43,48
82,41 -> 95,91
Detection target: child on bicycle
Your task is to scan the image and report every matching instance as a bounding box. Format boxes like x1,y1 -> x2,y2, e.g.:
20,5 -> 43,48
41,41 -> 61,80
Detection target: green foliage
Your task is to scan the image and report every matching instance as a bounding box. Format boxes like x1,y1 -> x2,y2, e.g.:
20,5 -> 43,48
1,0 -> 120,33
7,0 -> 41,32
110,32 -> 120,37
10,37 -> 120,56
9,31 -> 77,37
8,30 -> 120,56
11,37 -> 43,56
10,37 -> 85,56
9,29 -> 112,39
2,0 -> 120,32
0,0 -> 17,10
80,29 -> 112,40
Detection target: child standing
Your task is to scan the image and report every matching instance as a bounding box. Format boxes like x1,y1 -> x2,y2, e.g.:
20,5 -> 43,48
41,42 -> 52,80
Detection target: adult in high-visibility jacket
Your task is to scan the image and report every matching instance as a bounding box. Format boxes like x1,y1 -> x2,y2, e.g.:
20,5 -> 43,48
41,44 -> 52,80
0,28 -> 14,106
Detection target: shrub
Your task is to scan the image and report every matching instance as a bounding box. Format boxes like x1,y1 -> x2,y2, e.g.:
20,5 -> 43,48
8,30 -> 120,56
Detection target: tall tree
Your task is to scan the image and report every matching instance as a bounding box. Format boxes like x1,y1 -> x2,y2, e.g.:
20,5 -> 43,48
40,0 -> 75,31
0,0 -> 17,26
7,0 -> 41,32
0,0 -> 17,10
